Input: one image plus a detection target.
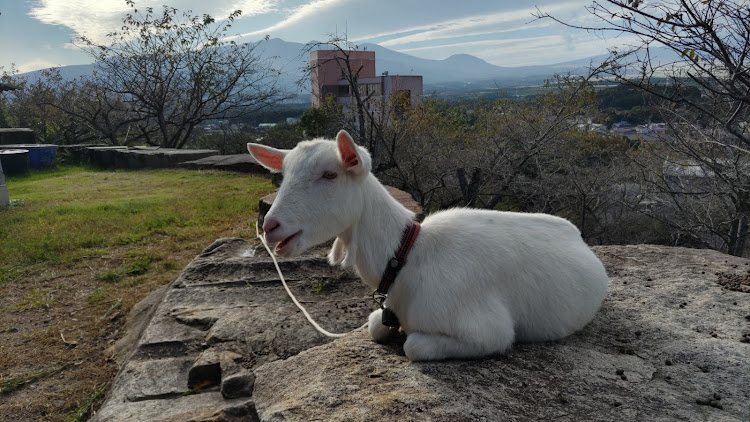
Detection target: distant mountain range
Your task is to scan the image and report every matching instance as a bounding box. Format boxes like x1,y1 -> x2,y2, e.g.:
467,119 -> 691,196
17,38 -> 681,100
258,39 -> 603,91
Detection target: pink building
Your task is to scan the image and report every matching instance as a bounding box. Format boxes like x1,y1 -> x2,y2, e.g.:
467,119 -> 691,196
310,50 -> 422,113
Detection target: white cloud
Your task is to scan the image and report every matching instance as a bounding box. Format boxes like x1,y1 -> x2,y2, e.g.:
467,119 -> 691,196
234,0 -> 349,40
353,2 -> 581,47
28,0 -> 276,45
12,0 -> 626,71
214,0 -> 277,20
16,58 -> 63,73
399,36 -> 562,54
398,32 -> 637,66
29,0 -> 130,44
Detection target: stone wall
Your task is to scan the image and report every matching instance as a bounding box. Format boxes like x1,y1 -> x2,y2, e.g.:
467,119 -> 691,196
86,147 -> 219,170
0,128 -> 35,145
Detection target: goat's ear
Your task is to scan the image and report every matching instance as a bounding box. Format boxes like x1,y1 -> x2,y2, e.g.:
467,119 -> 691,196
247,143 -> 287,173
336,130 -> 371,178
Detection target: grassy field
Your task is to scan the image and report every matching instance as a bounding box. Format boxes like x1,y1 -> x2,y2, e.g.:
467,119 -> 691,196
0,166 -> 274,421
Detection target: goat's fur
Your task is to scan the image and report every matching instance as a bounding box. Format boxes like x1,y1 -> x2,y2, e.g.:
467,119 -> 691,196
248,130 -> 609,361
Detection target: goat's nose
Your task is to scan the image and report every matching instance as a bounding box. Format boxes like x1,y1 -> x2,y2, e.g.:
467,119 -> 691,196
263,217 -> 280,234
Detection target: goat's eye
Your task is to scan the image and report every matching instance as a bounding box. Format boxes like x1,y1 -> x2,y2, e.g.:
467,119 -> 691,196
322,171 -> 338,180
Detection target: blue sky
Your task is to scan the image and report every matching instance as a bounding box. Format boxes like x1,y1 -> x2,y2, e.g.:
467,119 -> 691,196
0,0 -> 626,74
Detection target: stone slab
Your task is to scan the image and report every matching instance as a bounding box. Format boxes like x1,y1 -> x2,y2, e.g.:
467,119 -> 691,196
179,154 -> 267,174
0,128 -> 35,145
85,147 -> 219,169
110,357 -> 195,403
93,392 -> 256,422
57,144 -> 109,164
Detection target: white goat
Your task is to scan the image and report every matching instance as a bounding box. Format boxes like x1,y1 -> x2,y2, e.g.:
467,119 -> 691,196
248,130 -> 609,361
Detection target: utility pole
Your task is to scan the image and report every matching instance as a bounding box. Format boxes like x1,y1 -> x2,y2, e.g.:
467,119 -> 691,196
0,159 -> 9,208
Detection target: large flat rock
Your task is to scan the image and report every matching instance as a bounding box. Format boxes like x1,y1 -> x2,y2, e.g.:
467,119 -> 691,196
254,245 -> 750,421
179,154 -> 267,174
94,242 -> 750,421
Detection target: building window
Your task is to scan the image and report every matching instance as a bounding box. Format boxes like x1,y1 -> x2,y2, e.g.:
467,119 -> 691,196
357,83 -> 381,97
338,85 -> 350,97
321,85 -> 338,98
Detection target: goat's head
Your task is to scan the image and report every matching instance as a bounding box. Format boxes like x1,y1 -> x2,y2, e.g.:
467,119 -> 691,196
248,130 -> 372,257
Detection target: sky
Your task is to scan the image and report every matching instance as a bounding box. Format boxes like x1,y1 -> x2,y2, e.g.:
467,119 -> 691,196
0,0 -> 626,74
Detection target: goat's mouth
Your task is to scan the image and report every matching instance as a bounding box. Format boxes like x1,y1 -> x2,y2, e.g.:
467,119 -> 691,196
275,231 -> 302,255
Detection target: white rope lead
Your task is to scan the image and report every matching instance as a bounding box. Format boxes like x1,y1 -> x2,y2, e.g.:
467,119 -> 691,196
255,221 -> 367,338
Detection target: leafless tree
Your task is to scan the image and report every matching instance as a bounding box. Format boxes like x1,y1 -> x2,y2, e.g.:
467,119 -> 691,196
466,75 -> 602,210
77,1 -> 288,148
537,0 -> 750,255
1,68 -> 102,144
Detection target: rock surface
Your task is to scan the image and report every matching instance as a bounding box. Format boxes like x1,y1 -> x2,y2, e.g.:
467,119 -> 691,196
94,241 -> 750,421
0,128 -> 35,145
254,245 -> 750,421
83,146 -> 218,169
92,238 -> 372,422
179,154 -> 267,174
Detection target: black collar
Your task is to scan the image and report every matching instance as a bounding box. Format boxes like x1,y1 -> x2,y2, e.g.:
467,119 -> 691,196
374,221 -> 420,328
374,221 -> 420,299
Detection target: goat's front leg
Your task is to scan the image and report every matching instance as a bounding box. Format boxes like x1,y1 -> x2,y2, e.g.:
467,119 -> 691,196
368,309 -> 397,342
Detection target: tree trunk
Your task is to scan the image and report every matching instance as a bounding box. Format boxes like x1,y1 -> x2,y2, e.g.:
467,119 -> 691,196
580,195 -> 587,239
728,215 -> 748,257
357,104 -> 366,145
457,167 -> 482,207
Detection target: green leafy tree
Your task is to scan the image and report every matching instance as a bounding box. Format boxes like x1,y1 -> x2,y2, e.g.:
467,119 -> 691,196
298,97 -> 343,139
2,69 -> 76,143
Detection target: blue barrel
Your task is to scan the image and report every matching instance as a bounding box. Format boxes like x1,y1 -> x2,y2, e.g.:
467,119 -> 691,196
0,149 -> 30,176
0,144 -> 57,169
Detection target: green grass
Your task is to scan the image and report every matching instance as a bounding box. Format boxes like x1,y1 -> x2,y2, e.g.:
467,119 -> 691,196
0,362 -> 75,395
312,270 -> 354,295
66,384 -> 108,422
95,255 -> 155,283
0,166 -> 274,286
0,165 -> 275,422
10,288 -> 55,310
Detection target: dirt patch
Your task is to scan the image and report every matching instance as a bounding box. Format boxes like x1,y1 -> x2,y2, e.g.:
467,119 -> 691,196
0,248 -> 202,421
716,270 -> 750,293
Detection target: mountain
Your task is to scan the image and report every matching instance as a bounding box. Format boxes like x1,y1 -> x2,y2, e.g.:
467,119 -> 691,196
18,38 -> 672,98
